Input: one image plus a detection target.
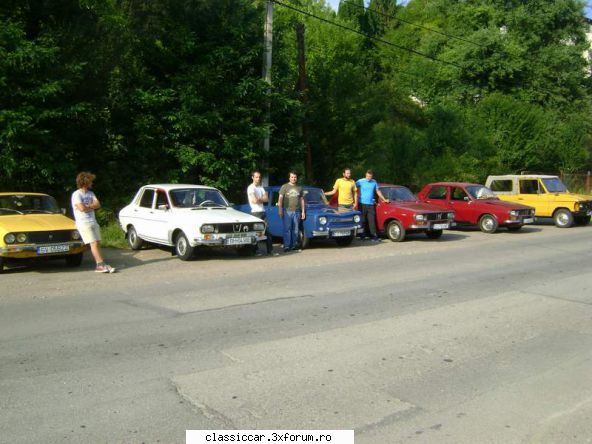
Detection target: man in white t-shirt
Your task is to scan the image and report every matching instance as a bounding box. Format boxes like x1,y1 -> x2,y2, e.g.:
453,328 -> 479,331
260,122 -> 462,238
71,172 -> 115,273
247,170 -> 276,255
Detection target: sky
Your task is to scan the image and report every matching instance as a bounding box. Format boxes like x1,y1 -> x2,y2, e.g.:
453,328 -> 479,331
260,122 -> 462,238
325,0 -> 592,19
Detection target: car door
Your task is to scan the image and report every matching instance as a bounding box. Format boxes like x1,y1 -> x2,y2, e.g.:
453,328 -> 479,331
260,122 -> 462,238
133,188 -> 156,238
146,189 -> 172,243
449,187 -> 475,224
423,185 -> 450,210
517,179 -> 548,216
266,189 -> 283,237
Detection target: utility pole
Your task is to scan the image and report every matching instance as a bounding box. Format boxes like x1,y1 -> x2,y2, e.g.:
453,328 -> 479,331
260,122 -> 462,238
295,23 -> 313,183
262,0 -> 273,186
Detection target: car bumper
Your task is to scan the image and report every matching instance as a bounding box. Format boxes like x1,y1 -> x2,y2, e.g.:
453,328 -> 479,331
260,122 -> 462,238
0,241 -> 86,259
312,226 -> 362,237
192,233 -> 266,247
503,217 -> 534,225
409,221 -> 452,230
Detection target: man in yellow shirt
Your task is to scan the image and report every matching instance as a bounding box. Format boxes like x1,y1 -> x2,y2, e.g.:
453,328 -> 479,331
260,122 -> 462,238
325,168 -> 358,211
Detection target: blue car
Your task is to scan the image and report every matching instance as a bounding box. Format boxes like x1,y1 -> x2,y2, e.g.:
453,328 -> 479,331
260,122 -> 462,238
237,186 -> 363,248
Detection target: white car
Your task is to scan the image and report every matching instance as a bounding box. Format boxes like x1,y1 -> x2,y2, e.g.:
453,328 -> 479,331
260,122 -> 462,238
119,184 -> 266,260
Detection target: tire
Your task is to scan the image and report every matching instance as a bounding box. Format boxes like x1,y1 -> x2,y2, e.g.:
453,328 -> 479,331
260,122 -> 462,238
478,214 -> 498,233
335,234 -> 354,247
237,245 -> 257,257
575,215 -> 591,226
127,225 -> 144,250
298,229 -> 310,249
425,230 -> 443,239
386,220 -> 405,242
65,253 -> 83,267
507,225 -> 523,232
553,209 -> 574,228
175,232 -> 194,261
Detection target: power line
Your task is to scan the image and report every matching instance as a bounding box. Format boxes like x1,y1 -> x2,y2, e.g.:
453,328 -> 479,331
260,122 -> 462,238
340,0 -> 485,48
273,0 -> 463,69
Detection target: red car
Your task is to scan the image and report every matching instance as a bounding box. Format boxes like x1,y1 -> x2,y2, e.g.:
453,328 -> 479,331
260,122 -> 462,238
417,182 -> 535,233
330,184 -> 455,242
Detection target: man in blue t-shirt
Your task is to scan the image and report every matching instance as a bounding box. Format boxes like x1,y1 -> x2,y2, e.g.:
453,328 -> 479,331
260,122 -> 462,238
356,169 -> 389,241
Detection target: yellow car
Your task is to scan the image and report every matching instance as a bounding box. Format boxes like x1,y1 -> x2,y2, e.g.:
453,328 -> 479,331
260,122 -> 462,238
485,175 -> 592,228
0,192 -> 86,272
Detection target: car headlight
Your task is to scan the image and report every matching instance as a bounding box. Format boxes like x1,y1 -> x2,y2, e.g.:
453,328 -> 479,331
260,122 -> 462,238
4,233 -> 16,244
353,215 -> 361,223
254,223 -> 265,231
319,217 -> 327,225
16,233 -> 28,243
414,214 -> 426,221
200,224 -> 215,233
447,212 -> 454,220
71,230 -> 81,240
510,210 -> 518,216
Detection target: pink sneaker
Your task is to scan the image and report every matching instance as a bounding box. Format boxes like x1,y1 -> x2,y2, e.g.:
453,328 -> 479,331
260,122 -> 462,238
95,263 -> 116,273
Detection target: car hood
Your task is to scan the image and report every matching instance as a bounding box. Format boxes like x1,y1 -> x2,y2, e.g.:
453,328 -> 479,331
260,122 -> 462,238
307,204 -> 359,217
387,201 -> 446,213
476,199 -> 533,210
552,192 -> 592,201
0,214 -> 76,233
172,207 -> 264,223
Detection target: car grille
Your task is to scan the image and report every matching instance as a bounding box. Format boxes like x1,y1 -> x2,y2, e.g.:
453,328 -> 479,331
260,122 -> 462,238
215,223 -> 258,233
426,212 -> 448,221
516,209 -> 532,216
26,230 -> 73,243
579,201 -> 592,212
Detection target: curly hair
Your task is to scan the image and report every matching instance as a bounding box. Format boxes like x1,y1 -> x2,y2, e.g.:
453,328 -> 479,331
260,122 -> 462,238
76,172 -> 96,189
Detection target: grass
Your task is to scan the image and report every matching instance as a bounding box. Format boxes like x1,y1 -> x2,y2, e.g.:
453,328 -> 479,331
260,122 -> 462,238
100,220 -> 129,249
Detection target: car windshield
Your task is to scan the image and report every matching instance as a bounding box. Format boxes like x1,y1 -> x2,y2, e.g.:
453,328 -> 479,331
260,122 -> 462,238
466,186 -> 497,200
380,187 -> 417,202
169,188 -> 228,208
0,194 -> 61,215
542,178 -> 568,193
303,188 -> 328,205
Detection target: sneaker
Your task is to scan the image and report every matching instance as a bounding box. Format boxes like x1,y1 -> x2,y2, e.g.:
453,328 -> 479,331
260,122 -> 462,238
283,248 -> 291,253
291,248 -> 302,253
268,251 -> 280,257
360,237 -> 370,241
95,263 -> 115,273
371,237 -> 381,242
255,251 -> 264,257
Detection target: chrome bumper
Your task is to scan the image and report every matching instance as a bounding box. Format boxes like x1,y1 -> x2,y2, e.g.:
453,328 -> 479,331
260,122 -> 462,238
0,241 -> 85,255
311,226 -> 362,237
192,234 -> 266,246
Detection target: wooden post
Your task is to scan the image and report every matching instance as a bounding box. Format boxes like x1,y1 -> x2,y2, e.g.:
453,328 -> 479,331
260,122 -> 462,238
262,0 -> 273,186
296,22 -> 313,183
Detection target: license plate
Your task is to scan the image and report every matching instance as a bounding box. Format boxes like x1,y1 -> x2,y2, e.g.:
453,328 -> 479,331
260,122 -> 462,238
432,223 -> 449,230
331,229 -> 351,237
37,244 -> 70,255
523,218 -> 534,224
225,237 -> 252,246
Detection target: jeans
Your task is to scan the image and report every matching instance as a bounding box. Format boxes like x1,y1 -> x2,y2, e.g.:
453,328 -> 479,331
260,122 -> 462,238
361,204 -> 377,238
251,211 -> 273,254
282,210 -> 300,250
338,204 -> 354,212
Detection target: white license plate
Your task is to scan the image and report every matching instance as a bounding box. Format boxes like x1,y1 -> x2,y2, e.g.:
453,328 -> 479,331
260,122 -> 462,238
225,237 -> 252,246
37,244 -> 70,255
432,223 -> 449,230
331,229 -> 351,237
523,218 -> 534,224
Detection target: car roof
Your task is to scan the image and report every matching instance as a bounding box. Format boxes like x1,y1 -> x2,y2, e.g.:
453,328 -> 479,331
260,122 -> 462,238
141,184 -> 219,191
0,192 -> 50,197
488,175 -> 558,180
426,182 -> 483,188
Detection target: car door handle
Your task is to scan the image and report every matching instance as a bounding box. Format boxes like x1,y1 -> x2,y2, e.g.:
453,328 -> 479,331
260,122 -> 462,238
517,198 -> 524,200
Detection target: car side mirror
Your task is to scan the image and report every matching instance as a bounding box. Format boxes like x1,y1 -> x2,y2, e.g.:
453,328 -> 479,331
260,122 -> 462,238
228,202 -> 234,206
464,196 -> 469,201
157,204 -> 169,211
61,208 -> 66,215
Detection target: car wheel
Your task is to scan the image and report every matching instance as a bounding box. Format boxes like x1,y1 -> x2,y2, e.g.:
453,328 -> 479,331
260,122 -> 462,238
425,230 -> 443,239
175,232 -> 194,261
575,215 -> 591,226
553,209 -> 574,228
127,225 -> 144,250
478,214 -> 498,233
386,220 -> 405,242
335,234 -> 354,246
507,225 -> 523,232
237,245 -> 257,257
65,253 -> 83,267
298,229 -> 310,249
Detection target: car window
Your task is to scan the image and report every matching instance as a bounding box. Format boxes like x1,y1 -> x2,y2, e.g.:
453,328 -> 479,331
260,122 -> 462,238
380,187 -> 416,202
169,188 -> 228,208
0,194 -> 60,215
451,187 -> 468,201
519,180 -> 540,194
490,180 -> 513,192
139,189 -> 155,208
427,186 -> 447,200
155,190 -> 169,209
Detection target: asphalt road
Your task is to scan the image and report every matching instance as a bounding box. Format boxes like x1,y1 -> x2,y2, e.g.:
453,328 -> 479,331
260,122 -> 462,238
1,223 -> 592,444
